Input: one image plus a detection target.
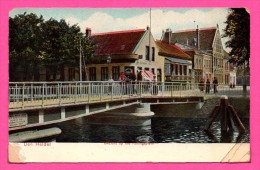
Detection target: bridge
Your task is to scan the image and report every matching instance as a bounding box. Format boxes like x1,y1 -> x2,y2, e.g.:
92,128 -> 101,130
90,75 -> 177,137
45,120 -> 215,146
9,81 -> 249,131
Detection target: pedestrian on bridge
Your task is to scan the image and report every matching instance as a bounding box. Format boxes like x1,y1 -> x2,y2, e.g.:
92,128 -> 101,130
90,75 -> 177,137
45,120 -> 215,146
199,78 -> 204,92
213,77 -> 218,93
120,72 -> 126,94
152,75 -> 158,95
129,71 -> 137,95
206,78 -> 210,94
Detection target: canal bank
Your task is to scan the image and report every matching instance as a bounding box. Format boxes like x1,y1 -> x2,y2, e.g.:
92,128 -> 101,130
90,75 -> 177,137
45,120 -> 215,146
151,96 -> 249,118
9,96 -> 250,143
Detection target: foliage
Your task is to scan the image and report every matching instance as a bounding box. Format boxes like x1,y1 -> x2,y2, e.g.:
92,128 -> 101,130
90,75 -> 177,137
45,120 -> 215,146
9,13 -> 94,81
9,13 -> 44,81
222,8 -> 250,66
41,18 -> 82,80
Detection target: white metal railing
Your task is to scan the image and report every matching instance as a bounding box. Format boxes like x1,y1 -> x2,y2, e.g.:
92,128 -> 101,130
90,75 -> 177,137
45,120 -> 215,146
9,81 -> 249,110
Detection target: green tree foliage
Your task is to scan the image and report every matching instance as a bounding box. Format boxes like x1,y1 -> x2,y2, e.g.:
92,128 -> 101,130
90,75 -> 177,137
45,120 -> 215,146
9,13 -> 94,81
222,8 -> 250,66
9,13 -> 44,81
41,19 -> 82,81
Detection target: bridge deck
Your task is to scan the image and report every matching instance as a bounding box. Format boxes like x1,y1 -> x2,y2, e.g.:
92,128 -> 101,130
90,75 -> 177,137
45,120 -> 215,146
9,90 -> 205,112
9,81 -> 249,112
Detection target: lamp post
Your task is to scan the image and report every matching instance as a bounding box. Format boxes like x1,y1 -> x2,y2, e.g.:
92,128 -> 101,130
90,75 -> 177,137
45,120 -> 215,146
107,55 -> 111,80
79,38 -> 83,82
242,47 -> 247,95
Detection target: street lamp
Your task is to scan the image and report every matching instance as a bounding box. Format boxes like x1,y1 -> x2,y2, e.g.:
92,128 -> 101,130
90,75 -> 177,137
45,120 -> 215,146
107,55 -> 111,80
242,47 -> 247,95
79,38 -> 82,81
107,55 -> 111,64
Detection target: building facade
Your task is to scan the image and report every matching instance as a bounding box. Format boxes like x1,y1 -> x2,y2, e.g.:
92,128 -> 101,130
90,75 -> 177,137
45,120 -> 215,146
86,27 -> 165,82
162,25 -> 229,84
155,40 -> 192,83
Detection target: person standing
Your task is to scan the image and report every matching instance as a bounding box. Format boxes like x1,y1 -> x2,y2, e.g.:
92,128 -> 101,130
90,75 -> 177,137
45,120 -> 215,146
213,77 -> 218,93
199,78 -> 204,92
119,72 -> 126,94
129,70 -> 136,95
206,78 -> 210,94
108,77 -> 114,95
152,75 -> 158,95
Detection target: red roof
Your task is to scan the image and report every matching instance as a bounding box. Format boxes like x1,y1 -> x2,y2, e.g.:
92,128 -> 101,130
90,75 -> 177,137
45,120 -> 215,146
156,40 -> 192,60
91,29 -> 145,55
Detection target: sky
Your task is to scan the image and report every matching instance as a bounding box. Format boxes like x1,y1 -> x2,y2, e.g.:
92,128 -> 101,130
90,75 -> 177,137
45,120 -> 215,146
10,8 -> 230,51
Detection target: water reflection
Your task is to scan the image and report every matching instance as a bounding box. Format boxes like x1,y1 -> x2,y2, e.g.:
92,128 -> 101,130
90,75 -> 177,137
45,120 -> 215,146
22,114 -> 249,143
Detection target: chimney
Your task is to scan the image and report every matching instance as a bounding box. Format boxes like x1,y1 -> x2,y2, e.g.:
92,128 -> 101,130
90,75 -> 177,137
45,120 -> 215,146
165,28 -> 172,44
196,25 -> 200,50
160,30 -> 165,41
85,27 -> 91,37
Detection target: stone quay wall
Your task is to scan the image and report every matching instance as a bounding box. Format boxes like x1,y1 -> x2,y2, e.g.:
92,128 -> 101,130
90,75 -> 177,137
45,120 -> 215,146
151,96 -> 249,118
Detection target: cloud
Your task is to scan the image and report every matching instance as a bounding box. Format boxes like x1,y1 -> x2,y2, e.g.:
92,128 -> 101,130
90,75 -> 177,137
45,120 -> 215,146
65,8 -> 230,50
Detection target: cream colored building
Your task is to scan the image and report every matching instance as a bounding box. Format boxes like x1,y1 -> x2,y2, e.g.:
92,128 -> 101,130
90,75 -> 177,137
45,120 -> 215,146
86,27 -> 165,82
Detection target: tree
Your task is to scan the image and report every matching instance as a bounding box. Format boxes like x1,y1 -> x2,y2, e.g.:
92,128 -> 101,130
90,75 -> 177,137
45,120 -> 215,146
41,19 -> 76,81
81,34 -> 95,80
222,8 -> 250,66
41,19 -> 93,81
9,13 -> 44,81
9,13 -> 94,81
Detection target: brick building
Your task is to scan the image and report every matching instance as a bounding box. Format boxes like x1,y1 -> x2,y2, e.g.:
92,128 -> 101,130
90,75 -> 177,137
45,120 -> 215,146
162,25 -> 229,84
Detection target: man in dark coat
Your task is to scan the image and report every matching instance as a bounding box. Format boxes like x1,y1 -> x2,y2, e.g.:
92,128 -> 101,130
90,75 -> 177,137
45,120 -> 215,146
213,77 -> 218,93
206,78 -> 210,94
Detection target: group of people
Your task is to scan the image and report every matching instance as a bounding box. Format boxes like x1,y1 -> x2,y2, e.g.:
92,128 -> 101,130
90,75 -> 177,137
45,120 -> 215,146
199,77 -> 218,94
119,70 -> 158,95
119,71 -> 137,94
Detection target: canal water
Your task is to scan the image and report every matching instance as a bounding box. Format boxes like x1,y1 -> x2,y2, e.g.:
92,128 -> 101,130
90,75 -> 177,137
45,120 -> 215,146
32,114 -> 249,143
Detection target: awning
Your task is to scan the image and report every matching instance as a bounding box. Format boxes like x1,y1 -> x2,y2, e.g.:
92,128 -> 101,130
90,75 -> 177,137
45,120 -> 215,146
141,70 -> 154,81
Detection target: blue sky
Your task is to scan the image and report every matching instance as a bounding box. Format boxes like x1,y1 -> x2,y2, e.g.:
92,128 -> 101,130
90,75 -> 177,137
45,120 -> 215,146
10,8 -> 230,51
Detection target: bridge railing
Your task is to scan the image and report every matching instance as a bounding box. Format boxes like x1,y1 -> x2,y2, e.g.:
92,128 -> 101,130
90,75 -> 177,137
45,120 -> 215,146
9,81 -> 249,110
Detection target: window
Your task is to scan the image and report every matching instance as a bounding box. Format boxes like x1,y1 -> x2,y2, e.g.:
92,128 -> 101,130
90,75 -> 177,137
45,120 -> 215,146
183,65 -> 187,75
101,67 -> 108,81
175,64 -> 178,75
152,47 -> 155,61
180,65 -> 183,75
89,67 -> 96,81
171,64 -> 174,75
112,66 -> 120,80
151,68 -> 155,75
145,46 -> 150,60
164,63 -> 171,76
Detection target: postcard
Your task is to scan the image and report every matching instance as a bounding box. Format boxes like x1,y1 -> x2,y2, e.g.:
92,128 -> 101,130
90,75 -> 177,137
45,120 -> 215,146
1,0 -> 259,170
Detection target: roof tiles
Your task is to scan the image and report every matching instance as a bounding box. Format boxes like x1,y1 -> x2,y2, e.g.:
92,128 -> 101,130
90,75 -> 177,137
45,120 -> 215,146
172,27 -> 216,51
91,29 -> 145,55
156,40 -> 192,60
